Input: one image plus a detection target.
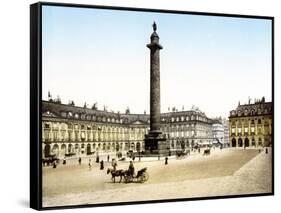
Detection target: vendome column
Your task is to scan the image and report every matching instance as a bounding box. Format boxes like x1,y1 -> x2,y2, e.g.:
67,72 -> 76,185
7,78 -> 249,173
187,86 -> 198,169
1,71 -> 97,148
144,22 -> 169,155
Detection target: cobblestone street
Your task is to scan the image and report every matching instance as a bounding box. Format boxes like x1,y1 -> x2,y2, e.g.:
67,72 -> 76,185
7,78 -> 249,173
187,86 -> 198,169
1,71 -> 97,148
43,148 -> 272,207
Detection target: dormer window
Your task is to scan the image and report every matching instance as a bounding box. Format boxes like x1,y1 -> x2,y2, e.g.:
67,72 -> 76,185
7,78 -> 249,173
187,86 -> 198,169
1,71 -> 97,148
44,123 -> 50,128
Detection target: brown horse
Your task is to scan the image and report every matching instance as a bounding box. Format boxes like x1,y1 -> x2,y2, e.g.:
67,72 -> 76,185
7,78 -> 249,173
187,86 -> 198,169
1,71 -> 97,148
107,168 -> 126,183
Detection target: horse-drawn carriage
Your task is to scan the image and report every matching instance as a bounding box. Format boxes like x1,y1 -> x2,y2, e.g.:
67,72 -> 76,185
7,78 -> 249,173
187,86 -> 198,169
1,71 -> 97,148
124,167 -> 149,183
107,167 -> 149,183
42,154 -> 59,166
176,149 -> 190,159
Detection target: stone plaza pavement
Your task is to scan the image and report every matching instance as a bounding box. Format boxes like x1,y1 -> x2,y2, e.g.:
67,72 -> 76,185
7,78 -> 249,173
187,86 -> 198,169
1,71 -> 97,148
43,149 -> 272,207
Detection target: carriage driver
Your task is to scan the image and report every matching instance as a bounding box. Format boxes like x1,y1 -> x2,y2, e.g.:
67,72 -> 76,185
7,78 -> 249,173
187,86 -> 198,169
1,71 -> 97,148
111,159 -> 117,171
128,161 -> 135,177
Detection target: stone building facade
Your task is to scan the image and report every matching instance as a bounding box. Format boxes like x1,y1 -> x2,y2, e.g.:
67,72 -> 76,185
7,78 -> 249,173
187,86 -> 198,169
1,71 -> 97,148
212,120 -> 224,146
222,118 -> 229,147
42,100 -> 214,158
229,97 -> 272,148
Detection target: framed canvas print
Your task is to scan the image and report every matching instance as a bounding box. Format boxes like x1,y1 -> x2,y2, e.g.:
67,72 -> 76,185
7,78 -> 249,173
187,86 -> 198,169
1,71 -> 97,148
30,2 -> 274,210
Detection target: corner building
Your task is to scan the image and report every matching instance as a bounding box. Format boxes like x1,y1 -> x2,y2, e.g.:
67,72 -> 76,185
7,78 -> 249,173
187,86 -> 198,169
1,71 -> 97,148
229,98 -> 272,148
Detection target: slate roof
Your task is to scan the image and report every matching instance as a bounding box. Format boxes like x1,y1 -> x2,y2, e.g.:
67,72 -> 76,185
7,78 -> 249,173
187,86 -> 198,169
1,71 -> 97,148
42,100 -> 213,124
229,100 -> 272,118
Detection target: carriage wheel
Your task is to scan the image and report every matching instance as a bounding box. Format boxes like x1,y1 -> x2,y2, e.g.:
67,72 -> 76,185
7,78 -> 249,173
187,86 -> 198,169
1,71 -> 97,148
125,175 -> 133,183
124,176 -> 129,183
139,172 -> 149,183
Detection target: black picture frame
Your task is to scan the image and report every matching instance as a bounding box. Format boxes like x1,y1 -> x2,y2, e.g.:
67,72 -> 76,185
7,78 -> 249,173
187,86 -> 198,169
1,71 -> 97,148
30,1 -> 274,210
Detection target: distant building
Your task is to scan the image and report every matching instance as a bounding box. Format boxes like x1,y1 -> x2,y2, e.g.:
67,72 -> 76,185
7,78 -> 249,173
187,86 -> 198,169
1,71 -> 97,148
42,100 -> 216,158
212,119 -> 224,147
160,109 -> 213,150
222,118 -> 229,147
229,97 -> 272,147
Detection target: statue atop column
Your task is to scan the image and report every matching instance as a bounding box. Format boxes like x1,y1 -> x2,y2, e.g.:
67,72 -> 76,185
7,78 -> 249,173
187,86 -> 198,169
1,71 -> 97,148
153,21 -> 157,32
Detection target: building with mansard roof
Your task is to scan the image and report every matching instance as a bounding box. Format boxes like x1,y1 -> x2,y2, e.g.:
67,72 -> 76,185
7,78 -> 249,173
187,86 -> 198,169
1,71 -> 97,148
42,100 -> 218,159
229,97 -> 272,148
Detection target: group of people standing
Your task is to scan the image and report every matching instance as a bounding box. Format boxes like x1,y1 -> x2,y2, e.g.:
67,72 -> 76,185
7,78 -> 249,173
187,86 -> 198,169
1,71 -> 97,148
86,158 -> 104,171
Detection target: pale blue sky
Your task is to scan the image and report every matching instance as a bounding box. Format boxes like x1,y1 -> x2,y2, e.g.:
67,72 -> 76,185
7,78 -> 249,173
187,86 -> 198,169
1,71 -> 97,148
42,5 -> 272,117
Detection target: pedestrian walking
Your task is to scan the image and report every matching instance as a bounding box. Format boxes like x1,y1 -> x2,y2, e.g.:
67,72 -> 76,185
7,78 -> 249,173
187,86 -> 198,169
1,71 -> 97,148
107,154 -> 110,162
52,161 -> 57,169
100,160 -> 104,170
88,159 -> 92,171
63,157 -> 66,165
165,156 -> 168,165
265,148 -> 268,154
78,157 -> 82,165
